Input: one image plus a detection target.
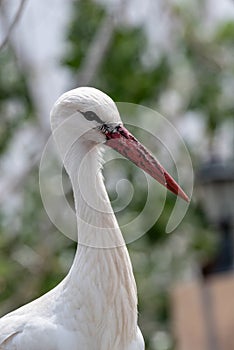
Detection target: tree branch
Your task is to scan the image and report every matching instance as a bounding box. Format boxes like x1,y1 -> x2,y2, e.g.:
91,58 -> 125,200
76,14 -> 115,86
0,0 -> 27,52
76,0 -> 129,86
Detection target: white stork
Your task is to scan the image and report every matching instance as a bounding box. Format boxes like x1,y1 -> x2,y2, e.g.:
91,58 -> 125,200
0,87 -> 189,350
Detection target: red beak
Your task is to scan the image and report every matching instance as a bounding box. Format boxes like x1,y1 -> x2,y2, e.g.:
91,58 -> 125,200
105,125 -> 189,202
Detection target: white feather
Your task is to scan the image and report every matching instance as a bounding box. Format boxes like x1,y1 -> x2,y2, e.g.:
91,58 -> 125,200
0,87 -> 145,350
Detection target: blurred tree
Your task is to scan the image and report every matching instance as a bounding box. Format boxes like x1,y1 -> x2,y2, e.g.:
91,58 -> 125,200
0,1 -> 233,350
0,48 -> 32,152
166,1 -> 234,146
64,0 -> 170,103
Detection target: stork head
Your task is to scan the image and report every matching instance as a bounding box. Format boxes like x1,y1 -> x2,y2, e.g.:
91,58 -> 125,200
51,87 -> 121,143
50,87 -> 189,202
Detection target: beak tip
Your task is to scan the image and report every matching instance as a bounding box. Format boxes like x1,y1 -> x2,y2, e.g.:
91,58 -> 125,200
183,194 -> 190,203
177,189 -> 190,203
165,173 -> 190,203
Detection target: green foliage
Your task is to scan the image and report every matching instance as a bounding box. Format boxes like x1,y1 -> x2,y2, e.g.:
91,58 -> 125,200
64,0 -> 170,104
0,48 -> 33,153
64,0 -> 105,68
98,29 -> 169,103
215,20 -> 234,43
0,167 -> 75,314
173,3 -> 234,132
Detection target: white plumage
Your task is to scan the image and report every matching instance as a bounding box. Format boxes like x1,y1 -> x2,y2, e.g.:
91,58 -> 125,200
0,87 -> 188,350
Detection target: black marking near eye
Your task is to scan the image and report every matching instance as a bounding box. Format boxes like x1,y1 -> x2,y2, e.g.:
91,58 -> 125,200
79,110 -> 103,124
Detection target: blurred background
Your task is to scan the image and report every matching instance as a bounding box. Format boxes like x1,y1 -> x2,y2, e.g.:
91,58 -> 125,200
0,0 -> 234,349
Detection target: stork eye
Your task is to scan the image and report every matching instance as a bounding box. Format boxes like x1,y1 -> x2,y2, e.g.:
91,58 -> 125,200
79,110 -> 103,124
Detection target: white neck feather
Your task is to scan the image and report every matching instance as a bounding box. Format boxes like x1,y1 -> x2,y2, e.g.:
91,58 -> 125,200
62,138 -> 138,348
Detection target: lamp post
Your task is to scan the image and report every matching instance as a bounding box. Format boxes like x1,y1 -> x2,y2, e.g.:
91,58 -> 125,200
197,159 -> 234,276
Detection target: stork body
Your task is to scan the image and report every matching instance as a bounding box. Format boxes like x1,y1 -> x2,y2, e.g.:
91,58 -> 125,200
0,87 -> 188,349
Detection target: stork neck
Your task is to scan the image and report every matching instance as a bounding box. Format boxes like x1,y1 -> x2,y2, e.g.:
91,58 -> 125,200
65,140 -> 124,248
63,139 -> 139,348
